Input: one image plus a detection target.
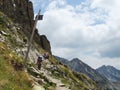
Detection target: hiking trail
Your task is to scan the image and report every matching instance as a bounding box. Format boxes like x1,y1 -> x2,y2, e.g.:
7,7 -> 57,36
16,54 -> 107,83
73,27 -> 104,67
31,59 -> 70,90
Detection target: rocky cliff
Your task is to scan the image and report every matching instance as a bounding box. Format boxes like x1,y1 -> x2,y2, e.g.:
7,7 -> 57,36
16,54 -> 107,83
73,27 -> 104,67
0,0 -> 34,35
0,0 -> 51,53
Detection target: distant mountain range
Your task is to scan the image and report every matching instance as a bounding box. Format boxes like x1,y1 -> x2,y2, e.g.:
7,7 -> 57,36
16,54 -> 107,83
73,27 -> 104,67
97,65 -> 120,82
55,56 -> 120,90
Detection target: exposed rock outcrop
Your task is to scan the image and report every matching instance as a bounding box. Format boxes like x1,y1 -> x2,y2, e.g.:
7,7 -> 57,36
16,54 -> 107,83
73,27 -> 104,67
0,0 -> 34,34
40,35 -> 51,54
0,0 -> 51,54
96,65 -> 120,82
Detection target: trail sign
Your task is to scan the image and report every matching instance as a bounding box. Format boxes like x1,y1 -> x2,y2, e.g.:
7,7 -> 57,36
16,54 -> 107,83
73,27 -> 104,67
36,15 -> 43,20
24,9 -> 43,68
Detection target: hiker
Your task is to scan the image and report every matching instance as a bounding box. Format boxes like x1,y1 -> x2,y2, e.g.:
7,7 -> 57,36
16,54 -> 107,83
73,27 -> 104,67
37,56 -> 43,70
43,52 -> 49,60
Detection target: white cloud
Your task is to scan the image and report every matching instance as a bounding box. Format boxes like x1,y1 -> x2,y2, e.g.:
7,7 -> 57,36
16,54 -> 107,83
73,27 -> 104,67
34,0 -> 120,69
91,0 -> 115,9
80,55 -> 120,69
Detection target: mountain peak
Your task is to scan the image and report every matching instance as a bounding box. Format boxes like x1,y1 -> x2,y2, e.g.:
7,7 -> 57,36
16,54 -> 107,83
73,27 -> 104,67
98,65 -> 118,71
71,58 -> 80,62
97,65 -> 120,82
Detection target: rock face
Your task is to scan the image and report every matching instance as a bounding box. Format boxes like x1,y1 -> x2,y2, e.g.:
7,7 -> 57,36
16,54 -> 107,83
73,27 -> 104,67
97,65 -> 120,82
69,58 -> 106,81
0,0 -> 51,53
0,0 -> 34,35
40,35 -> 51,54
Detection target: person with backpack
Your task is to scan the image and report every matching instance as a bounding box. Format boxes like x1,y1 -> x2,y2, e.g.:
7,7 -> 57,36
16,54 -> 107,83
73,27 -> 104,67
43,52 -> 49,60
37,56 -> 43,70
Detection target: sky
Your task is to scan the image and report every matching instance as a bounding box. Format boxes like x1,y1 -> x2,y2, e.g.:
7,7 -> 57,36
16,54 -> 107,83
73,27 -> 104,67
30,0 -> 120,69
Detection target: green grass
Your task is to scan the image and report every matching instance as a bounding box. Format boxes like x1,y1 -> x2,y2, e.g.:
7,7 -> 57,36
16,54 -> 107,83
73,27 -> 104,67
0,42 -> 32,90
0,12 -> 6,26
0,12 -> 33,90
0,57 -> 32,90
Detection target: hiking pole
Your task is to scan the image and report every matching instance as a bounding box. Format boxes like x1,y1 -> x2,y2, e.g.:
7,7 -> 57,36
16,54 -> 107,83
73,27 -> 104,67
24,9 -> 43,68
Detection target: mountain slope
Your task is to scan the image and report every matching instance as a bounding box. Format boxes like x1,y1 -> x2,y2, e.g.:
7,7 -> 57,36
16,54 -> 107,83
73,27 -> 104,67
0,12 -> 33,89
55,56 -> 107,81
55,56 -> 118,90
97,65 -> 120,82
69,58 -> 107,82
0,11 -> 98,90
0,1 -> 98,89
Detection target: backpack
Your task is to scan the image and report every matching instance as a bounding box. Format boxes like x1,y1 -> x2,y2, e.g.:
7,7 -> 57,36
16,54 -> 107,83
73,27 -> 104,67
37,57 -> 42,63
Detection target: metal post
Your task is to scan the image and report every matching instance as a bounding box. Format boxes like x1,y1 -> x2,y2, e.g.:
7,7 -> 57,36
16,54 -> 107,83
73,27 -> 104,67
24,9 -> 41,67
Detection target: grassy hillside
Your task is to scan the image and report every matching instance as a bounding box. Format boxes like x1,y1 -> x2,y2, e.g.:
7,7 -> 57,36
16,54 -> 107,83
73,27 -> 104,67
0,12 -> 33,90
0,11 -> 98,90
0,51 -> 32,90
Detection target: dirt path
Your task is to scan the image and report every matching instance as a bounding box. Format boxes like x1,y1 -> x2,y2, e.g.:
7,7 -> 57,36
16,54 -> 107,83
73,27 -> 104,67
30,59 -> 70,90
47,76 -> 70,90
40,68 -> 70,90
